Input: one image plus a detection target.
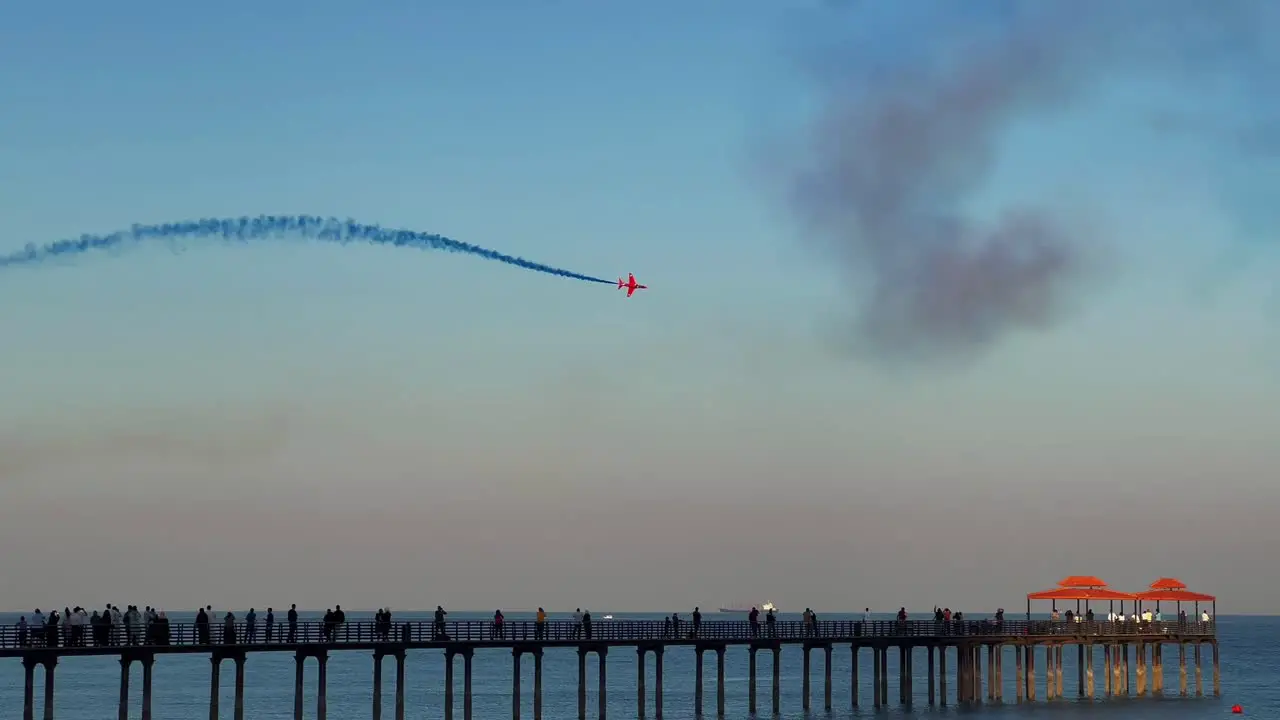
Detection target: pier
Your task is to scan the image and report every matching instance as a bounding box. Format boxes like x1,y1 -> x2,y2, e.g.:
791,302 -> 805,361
3,615 -> 1218,719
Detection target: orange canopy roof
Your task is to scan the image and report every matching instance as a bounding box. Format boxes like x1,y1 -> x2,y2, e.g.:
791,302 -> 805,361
1135,589 -> 1215,602
1027,587 -> 1136,601
1134,578 -> 1215,601
1057,575 -> 1109,588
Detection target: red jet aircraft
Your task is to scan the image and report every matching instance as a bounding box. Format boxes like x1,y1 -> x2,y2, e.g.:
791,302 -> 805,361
617,273 -> 648,297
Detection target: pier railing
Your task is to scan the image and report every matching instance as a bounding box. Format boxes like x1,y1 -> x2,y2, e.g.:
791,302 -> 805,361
2,618 -> 1215,650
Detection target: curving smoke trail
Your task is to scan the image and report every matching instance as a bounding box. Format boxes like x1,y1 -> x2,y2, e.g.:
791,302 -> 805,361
786,0 -> 1280,361
0,215 -> 614,285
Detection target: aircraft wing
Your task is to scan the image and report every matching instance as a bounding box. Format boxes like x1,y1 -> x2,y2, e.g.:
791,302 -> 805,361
626,285 -> 636,297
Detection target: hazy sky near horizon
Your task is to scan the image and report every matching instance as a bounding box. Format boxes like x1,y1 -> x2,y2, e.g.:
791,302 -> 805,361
2,0 -> 1278,613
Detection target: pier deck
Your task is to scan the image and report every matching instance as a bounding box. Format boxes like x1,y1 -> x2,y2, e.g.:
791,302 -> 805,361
0,618 -> 1215,657
4,619 -> 1219,720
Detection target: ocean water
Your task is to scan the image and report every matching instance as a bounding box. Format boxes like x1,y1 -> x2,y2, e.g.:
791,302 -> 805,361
0,611 -> 1268,719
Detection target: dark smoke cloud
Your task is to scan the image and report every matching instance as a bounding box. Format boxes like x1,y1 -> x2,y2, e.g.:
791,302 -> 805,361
0,408 -> 291,482
786,0 -> 1278,361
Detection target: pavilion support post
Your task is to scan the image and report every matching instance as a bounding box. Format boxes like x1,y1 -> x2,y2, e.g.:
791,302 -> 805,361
1027,644 -> 1036,701
1154,643 -> 1164,694
1195,643 -> 1203,696
1212,642 -> 1220,696
1179,643 -> 1187,696
1141,640 -> 1152,691
1045,645 -> 1055,701
1123,643 -> 1130,696
1109,645 -> 1118,696
1056,645 -> 1064,698
1014,646 -> 1023,704
1077,643 -> 1085,697
1103,645 -> 1111,696
1086,644 -> 1094,699
968,645 -> 977,703
986,646 -> 994,701
995,645 -> 1003,702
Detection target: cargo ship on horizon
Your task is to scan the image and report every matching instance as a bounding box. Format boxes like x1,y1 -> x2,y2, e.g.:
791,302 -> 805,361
718,602 -> 777,613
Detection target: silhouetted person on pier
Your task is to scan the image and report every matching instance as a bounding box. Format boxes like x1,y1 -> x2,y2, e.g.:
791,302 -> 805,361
66,607 -> 79,647
492,610 -> 505,639
582,610 -> 593,640
245,608 -> 258,643
30,610 -> 44,647
434,606 -> 448,640
663,615 -> 673,638
129,606 -> 144,645
196,608 -> 210,644
46,609 -> 60,647
535,608 -> 546,640
691,607 -> 701,638
92,608 -> 106,646
573,609 -> 583,639
108,605 -> 122,645
265,608 -> 275,643
224,612 -> 237,644
323,609 -> 335,642
156,611 -> 171,645
749,606 -> 760,637
766,608 -> 776,638
16,616 -> 27,647
288,604 -> 298,643
333,605 -> 347,641
67,607 -> 81,646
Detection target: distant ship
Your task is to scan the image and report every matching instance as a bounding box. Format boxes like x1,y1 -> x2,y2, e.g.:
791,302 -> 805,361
719,602 -> 777,613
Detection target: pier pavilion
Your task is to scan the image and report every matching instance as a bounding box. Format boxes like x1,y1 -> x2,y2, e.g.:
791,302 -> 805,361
2,596 -> 1219,719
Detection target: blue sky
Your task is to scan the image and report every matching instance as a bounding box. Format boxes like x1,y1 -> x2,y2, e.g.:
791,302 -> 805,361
1,0 -> 1277,612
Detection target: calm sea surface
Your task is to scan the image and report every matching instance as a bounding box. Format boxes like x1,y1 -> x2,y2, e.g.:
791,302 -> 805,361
0,611 -> 1269,719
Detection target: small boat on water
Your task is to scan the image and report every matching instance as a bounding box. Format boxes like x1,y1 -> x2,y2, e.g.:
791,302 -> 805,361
718,602 -> 777,613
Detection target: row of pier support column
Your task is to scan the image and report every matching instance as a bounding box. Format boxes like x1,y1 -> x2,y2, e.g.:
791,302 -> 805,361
1016,641 -> 1220,703
857,640 -> 1220,707
16,638 -> 1222,719
21,656 -> 58,720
